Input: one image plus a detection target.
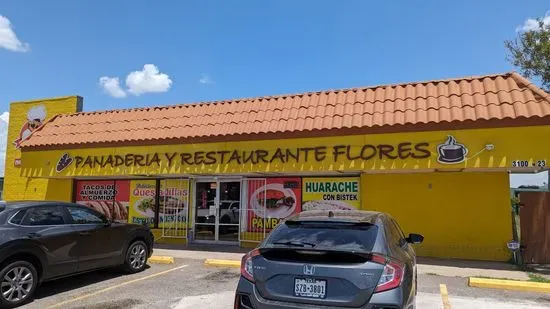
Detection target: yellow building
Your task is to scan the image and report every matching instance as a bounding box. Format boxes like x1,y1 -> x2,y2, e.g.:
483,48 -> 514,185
3,72 -> 550,261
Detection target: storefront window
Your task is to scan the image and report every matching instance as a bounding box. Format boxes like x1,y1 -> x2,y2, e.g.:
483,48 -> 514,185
159,179 -> 189,234
246,177 -> 302,233
128,180 -> 157,227
74,180 -> 130,223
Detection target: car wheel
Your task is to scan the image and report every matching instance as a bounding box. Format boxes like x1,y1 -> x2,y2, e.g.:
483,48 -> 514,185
0,261 -> 38,308
123,240 -> 148,274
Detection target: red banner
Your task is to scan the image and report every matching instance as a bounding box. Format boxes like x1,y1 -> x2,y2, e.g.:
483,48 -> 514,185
247,177 -> 301,232
75,180 -> 130,223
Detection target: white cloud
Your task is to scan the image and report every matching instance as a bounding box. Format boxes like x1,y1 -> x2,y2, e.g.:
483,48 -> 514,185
99,76 -> 127,98
516,11 -> 550,32
125,64 -> 172,96
199,74 -> 214,85
0,111 -> 8,123
0,111 -> 9,177
0,15 -> 30,52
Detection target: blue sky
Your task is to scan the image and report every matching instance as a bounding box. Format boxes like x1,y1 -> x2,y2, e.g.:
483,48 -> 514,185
0,1 -> 549,185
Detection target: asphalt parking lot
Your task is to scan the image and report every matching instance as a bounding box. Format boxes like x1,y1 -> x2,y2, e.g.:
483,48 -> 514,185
19,258 -> 550,309
23,258 -> 239,309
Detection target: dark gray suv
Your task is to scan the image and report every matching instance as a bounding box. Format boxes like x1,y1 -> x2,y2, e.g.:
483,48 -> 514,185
235,210 -> 423,309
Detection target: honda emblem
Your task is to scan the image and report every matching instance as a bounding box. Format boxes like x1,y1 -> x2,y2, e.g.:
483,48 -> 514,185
303,264 -> 315,275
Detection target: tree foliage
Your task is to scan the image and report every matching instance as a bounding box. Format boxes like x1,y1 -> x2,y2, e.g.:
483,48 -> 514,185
505,19 -> 550,91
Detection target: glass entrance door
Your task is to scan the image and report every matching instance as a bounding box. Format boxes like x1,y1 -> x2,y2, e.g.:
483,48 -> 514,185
193,179 -> 241,243
217,181 -> 241,242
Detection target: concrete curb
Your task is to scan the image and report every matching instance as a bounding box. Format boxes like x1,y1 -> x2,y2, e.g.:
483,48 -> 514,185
149,255 -> 175,264
469,277 -> 550,293
204,259 -> 241,268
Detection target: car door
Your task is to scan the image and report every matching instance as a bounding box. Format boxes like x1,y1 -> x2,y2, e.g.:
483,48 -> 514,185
17,205 -> 79,279
66,205 -> 125,271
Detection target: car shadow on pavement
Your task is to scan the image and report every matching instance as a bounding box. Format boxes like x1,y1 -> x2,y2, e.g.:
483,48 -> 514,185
32,266 -> 151,300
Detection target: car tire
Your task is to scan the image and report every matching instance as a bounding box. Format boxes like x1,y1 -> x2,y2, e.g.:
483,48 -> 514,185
0,261 -> 38,308
122,240 -> 149,274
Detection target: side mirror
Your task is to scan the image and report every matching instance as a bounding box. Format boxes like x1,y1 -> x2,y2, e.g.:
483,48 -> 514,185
406,233 -> 424,244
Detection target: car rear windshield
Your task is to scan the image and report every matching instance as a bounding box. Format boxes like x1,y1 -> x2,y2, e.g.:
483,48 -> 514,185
265,221 -> 379,252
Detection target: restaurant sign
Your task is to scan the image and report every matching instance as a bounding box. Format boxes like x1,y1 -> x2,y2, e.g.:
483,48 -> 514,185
54,140 -> 440,172
302,177 -> 361,211
22,126 -> 550,177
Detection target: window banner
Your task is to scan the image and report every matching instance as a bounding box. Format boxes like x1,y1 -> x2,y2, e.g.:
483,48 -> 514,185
302,177 -> 361,211
128,180 -> 157,227
74,180 -> 130,223
247,177 -> 301,232
158,179 -> 189,228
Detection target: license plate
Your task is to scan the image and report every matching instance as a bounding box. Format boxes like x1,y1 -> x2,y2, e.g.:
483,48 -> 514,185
294,278 -> 327,299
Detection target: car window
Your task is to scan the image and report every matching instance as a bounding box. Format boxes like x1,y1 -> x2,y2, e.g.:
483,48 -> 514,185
21,206 -> 66,226
9,209 -> 27,225
266,222 -> 379,252
68,207 -> 105,224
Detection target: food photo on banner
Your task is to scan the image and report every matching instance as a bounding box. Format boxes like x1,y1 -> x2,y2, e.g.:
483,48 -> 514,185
247,177 -> 301,232
74,180 -> 130,223
302,177 -> 361,211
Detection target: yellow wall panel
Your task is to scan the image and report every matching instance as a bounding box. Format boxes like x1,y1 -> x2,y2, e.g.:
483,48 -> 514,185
361,172 -> 512,261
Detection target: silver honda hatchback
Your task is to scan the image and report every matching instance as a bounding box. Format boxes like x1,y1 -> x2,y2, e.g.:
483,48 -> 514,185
235,210 -> 423,309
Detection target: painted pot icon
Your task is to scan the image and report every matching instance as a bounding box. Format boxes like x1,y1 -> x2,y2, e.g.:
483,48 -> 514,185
437,136 -> 468,164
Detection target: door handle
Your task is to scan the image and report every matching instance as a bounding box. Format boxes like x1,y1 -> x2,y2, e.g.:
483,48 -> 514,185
28,232 -> 41,238
79,231 -> 91,236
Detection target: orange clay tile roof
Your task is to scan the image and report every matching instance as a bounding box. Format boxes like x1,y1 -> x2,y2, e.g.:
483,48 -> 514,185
20,72 -> 550,149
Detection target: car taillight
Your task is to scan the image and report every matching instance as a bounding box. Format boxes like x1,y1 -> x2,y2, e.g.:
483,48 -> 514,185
371,254 -> 405,293
241,249 -> 260,282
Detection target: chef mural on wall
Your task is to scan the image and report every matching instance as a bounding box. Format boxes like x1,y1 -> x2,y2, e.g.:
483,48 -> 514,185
437,135 -> 469,164
13,105 -> 47,149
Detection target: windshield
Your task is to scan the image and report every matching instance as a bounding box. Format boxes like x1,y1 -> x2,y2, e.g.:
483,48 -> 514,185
265,222 -> 379,252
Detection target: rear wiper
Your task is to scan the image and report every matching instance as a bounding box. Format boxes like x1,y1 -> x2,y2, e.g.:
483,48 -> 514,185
272,241 -> 317,247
